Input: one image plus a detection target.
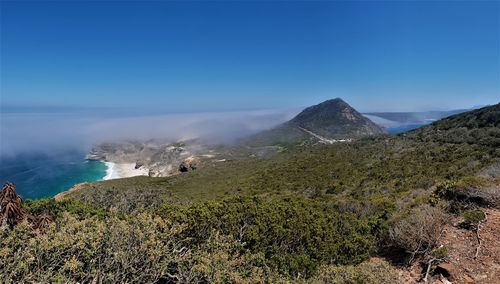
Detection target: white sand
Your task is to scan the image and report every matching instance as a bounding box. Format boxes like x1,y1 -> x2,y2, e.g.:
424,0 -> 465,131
103,162 -> 149,180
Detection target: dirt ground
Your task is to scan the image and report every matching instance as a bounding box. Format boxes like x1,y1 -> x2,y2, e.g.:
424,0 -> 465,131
397,208 -> 500,283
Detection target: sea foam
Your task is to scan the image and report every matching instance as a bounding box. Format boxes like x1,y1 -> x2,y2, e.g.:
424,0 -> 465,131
103,162 -> 120,180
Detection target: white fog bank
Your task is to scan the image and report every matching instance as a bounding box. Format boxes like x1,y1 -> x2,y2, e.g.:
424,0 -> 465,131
0,108 -> 300,157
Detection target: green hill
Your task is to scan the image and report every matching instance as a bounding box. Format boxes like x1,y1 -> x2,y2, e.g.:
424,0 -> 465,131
67,103 -> 500,211
406,103 -> 500,146
245,98 -> 384,146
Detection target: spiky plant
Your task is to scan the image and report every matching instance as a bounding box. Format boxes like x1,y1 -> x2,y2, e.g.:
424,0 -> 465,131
0,182 -> 27,228
34,212 -> 55,230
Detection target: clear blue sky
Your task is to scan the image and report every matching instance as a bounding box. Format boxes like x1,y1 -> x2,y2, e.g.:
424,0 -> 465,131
1,1 -> 499,112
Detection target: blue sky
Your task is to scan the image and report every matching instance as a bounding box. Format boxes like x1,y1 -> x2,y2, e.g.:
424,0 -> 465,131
1,1 -> 499,112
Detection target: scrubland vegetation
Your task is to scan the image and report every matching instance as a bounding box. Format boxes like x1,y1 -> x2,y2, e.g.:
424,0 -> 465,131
1,104 -> 499,282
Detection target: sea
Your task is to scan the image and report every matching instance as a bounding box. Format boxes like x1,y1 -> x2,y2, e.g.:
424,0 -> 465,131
385,123 -> 425,134
0,151 -> 108,200
0,107 -> 117,200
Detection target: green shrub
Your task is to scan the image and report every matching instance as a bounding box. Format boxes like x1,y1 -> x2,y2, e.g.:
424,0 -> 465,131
0,212 -> 190,283
436,177 -> 499,211
2,208 -> 292,283
431,247 -> 449,260
456,176 -> 489,188
24,198 -> 108,219
157,197 -> 374,278
461,209 -> 486,229
310,259 -> 400,284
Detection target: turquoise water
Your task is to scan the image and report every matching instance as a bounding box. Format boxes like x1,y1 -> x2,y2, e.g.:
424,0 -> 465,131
386,123 -> 426,134
0,151 -> 107,200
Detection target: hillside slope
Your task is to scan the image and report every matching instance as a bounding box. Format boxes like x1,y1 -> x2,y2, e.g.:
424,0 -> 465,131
406,103 -> 500,146
66,104 -> 500,211
4,102 -> 500,283
246,98 -> 384,146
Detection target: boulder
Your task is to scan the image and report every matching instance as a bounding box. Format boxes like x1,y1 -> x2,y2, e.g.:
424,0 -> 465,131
179,162 -> 189,173
179,156 -> 201,173
435,263 -> 457,281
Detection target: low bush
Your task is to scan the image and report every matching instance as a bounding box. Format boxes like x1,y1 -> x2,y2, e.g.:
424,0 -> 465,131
436,177 -> 500,211
0,211 -> 282,283
310,259 -> 400,284
0,212 -> 190,283
24,198 -> 108,219
430,246 -> 449,260
157,196 -> 375,278
389,205 -> 447,263
461,209 -> 486,229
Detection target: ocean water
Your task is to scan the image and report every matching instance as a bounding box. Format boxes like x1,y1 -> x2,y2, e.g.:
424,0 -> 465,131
0,151 -> 107,200
386,123 -> 426,134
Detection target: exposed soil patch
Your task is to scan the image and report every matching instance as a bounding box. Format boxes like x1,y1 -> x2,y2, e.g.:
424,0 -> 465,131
54,182 -> 88,201
442,207 -> 500,283
397,208 -> 500,283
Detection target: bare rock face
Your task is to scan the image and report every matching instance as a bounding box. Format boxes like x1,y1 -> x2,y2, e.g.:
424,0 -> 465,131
341,106 -> 359,122
463,275 -> 474,283
435,262 -> 457,281
87,140 -> 216,177
179,156 -> 200,173
179,163 -> 189,172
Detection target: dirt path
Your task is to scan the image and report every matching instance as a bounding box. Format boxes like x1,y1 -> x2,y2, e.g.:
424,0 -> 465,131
297,126 -> 351,144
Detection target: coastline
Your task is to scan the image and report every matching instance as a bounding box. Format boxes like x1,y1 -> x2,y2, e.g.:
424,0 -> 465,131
55,161 -> 149,201
102,161 -> 149,180
54,182 -> 88,201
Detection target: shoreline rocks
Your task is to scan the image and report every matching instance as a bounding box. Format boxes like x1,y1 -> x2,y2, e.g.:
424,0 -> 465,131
86,140 -> 217,177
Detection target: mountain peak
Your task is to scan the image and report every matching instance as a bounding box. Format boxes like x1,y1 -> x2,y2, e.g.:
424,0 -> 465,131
321,97 -> 347,104
245,98 -> 384,146
291,98 -> 362,125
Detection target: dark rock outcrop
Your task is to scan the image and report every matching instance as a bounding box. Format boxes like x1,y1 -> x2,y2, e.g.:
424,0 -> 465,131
179,162 -> 189,172
179,157 -> 200,173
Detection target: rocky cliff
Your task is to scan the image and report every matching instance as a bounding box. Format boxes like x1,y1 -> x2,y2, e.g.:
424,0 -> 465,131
87,140 -> 218,177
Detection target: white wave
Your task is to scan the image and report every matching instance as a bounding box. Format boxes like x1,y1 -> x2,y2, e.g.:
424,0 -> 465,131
103,161 -> 120,180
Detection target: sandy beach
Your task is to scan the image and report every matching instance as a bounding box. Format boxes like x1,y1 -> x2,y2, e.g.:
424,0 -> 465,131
103,162 -> 149,180
54,162 -> 149,201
